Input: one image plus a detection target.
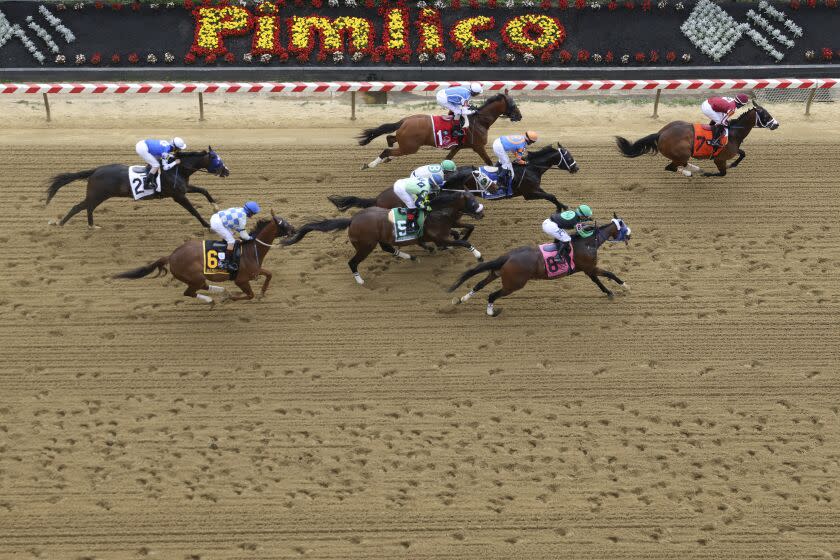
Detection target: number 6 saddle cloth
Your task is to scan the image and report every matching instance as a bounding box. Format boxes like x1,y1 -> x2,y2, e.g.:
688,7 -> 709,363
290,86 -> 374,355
203,240 -> 241,277
539,243 -> 575,279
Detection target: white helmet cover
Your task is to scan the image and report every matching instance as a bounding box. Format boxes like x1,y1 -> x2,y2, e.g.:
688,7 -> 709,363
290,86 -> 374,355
469,82 -> 483,95
172,137 -> 187,149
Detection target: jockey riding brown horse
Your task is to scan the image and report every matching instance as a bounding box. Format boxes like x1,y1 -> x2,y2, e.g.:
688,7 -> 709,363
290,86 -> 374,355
448,215 -> 631,317
615,102 -> 779,177
113,210 -> 296,303
357,91 -> 522,169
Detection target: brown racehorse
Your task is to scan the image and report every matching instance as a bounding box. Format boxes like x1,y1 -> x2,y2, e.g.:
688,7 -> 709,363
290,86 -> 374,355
113,210 -> 296,303
357,91 -> 522,169
615,102 -> 779,177
448,215 -> 632,317
282,191 -> 486,285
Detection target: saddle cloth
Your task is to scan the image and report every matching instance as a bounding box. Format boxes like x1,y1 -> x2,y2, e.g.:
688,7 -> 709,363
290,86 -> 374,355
203,240 -> 241,277
430,115 -> 461,149
476,166 -> 513,199
128,165 -> 161,200
388,208 -> 426,242
692,123 -> 728,159
539,243 -> 575,279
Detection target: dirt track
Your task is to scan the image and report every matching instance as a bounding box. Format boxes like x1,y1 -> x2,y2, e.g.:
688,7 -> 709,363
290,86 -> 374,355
0,97 -> 839,559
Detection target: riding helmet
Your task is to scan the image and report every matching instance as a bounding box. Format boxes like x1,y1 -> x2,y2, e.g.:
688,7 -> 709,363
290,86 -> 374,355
172,137 -> 187,149
525,130 -> 539,143
575,204 -> 593,218
469,83 -> 483,95
440,160 -> 457,172
734,93 -> 749,107
244,201 -> 261,216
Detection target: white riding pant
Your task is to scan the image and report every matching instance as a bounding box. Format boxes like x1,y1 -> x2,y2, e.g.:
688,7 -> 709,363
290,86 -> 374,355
392,179 -> 416,209
135,140 -> 160,171
210,214 -> 236,248
700,101 -> 729,125
492,138 -> 513,173
542,219 -> 571,243
436,90 -> 472,127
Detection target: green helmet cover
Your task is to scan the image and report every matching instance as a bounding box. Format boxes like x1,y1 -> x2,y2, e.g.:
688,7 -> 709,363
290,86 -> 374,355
576,204 -> 593,218
440,160 -> 457,172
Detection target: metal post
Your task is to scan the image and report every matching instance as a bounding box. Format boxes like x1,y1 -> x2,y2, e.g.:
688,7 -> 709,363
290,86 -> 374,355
198,92 -> 205,122
350,91 -> 356,120
804,88 -> 817,116
42,92 -> 51,122
652,90 -> 661,118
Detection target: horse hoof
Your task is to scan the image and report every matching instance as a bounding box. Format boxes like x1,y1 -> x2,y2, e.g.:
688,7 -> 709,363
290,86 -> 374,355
360,164 -> 368,171
621,282 -> 630,291
212,203 -> 220,212
353,273 -> 364,285
606,292 -> 615,299
88,225 -> 102,230
451,296 -> 461,305
489,308 -> 503,317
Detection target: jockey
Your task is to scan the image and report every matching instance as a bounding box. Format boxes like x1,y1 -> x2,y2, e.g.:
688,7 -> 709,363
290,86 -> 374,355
700,93 -> 749,146
393,176 -> 437,231
209,201 -> 261,272
542,204 -> 593,263
493,131 -> 538,188
435,83 -> 483,138
135,137 -> 186,190
410,160 -> 457,188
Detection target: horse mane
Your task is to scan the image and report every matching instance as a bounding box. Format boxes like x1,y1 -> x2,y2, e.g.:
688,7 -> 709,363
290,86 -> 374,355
431,190 -> 463,209
733,107 -> 756,124
476,93 -> 507,113
249,217 -> 272,237
178,150 -> 209,159
526,145 -> 559,166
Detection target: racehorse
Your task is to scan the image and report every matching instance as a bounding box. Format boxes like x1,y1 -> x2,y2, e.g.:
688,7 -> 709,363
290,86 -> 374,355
357,91 -> 522,169
448,215 -> 632,317
443,143 -> 579,211
113,209 -> 295,303
46,148 -> 230,228
615,102 -> 779,177
282,191 -> 486,285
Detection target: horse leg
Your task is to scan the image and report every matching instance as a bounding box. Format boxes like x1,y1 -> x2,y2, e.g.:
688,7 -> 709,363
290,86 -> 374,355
472,145 -> 493,166
186,185 -> 219,211
674,160 -> 694,177
258,267 -> 272,296
183,281 -> 213,303
439,238 -> 482,261
455,221 -> 474,241
379,241 -> 415,261
453,271 -> 498,305
729,149 -> 746,168
486,288 -> 513,317
84,195 -> 111,229
522,189 -> 567,212
386,135 -> 397,147
703,159 -> 728,177
594,267 -> 630,291
172,194 -> 211,228
348,243 -> 375,284
228,280 -> 255,301
445,146 -> 462,161
364,144 -> 412,170
587,272 -> 615,298
664,162 -> 679,172
57,199 -> 89,226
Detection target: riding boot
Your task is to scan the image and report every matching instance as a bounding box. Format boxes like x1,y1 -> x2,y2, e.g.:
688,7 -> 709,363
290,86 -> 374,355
711,124 -> 726,146
452,117 -> 465,139
144,172 -> 156,191
405,211 -> 417,233
555,241 -> 569,262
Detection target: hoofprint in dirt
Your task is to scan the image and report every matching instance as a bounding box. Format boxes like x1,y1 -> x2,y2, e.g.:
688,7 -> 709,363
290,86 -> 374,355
0,98 -> 838,560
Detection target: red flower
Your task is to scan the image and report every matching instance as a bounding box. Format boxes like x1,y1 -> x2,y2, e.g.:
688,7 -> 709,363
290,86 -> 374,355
604,50 -> 614,63
184,0 -> 193,8
540,0 -> 552,8
789,0 -> 800,8
634,51 -> 645,62
111,53 -> 121,64
642,0 -> 651,10
827,0 -> 838,7
807,0 -> 816,6
90,52 -> 102,65
487,0 -> 496,7
364,0 -> 374,7
608,0 -> 618,10
311,0 -> 322,6
205,53 -> 217,64
111,2 -> 123,10
469,0 -> 479,7
131,1 -> 141,11
624,0 -> 635,9
665,50 -> 676,62
128,52 -> 139,64
559,49 -> 571,62
559,0 -> 568,8
575,0 -> 585,7
541,51 -> 552,62
577,49 -> 589,62
822,47 -> 833,60
94,1 -> 104,8
649,49 -> 659,62
451,0 -> 460,8
224,52 -> 235,63
185,53 -> 196,64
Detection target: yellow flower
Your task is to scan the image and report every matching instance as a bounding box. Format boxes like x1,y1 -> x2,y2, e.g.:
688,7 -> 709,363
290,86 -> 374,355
418,8 -> 443,51
290,16 -> 341,51
504,15 -> 564,52
453,16 -> 493,50
385,7 -> 407,49
334,17 -> 372,52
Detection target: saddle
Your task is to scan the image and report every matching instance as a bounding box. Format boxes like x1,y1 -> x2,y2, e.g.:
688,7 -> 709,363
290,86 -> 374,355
389,208 -> 426,241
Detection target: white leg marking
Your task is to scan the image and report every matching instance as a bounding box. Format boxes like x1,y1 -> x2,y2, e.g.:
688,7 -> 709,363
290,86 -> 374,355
396,251 -> 412,260
461,290 -> 475,303
688,163 -> 701,172
353,272 -> 365,285
678,167 -> 692,177
621,282 -> 630,291
486,303 -> 494,316
207,285 -> 225,293
470,246 -> 482,259
367,156 -> 383,169
196,294 -> 213,303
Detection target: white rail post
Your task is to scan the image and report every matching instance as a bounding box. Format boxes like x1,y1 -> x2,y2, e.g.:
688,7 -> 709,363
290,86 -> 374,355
652,90 -> 661,119
804,88 -> 817,116
198,92 -> 205,122
43,93 -> 51,122
351,91 -> 356,121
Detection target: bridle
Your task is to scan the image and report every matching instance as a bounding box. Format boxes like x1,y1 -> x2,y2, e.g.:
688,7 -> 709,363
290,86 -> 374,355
254,218 -> 293,247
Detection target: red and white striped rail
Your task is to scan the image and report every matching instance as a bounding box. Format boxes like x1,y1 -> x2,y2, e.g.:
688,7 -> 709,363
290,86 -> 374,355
1,78 -> 837,94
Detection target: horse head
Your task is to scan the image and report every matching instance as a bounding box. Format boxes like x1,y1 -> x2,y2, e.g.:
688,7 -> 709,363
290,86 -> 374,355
554,143 -> 579,174
207,146 -> 231,177
610,212 -> 632,245
477,89 -> 522,122
751,103 -> 780,130
501,89 -> 523,122
270,208 -> 297,239
432,190 -> 484,220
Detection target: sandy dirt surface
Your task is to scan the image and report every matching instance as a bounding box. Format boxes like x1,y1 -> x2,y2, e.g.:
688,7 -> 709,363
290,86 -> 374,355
0,95 -> 839,559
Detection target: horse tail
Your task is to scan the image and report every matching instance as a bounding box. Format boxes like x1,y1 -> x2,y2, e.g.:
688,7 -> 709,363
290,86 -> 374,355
357,120 -> 404,146
282,218 -> 352,246
45,169 -> 96,205
615,134 -> 659,158
447,255 -> 509,293
112,257 -> 169,280
327,195 -> 376,212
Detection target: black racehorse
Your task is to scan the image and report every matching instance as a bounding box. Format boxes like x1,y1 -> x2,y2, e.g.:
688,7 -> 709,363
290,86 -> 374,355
443,143 -> 579,211
46,147 -> 230,228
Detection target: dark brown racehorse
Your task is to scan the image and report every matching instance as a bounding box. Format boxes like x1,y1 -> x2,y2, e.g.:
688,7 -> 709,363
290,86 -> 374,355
357,91 -> 522,169
113,210 -> 296,303
46,148 -> 230,228
615,103 -> 779,177
444,143 -> 579,211
283,191 -> 485,285
448,215 -> 632,317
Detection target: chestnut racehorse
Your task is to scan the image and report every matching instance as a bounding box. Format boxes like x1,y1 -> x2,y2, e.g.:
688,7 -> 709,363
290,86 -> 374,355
357,91 -> 522,169
283,191 -> 486,285
113,210 -> 296,303
448,215 -> 632,317
615,103 -> 779,177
